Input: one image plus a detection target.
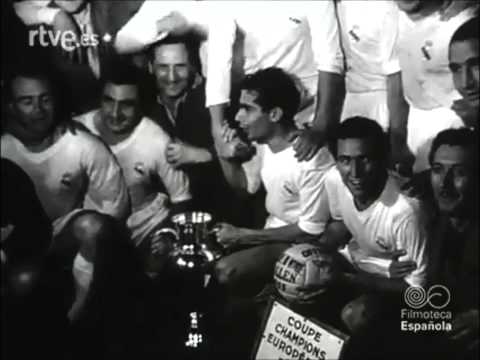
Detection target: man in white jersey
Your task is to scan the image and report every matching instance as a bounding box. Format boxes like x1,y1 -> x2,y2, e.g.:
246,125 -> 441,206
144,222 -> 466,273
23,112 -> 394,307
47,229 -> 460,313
213,68 -> 335,294
449,16 -> 479,129
76,64 -> 192,273
335,0 -> 416,179
392,0 -> 477,173
207,1 -> 345,163
315,117 -> 428,334
114,1 -> 345,162
336,0 -> 402,131
1,63 -> 130,321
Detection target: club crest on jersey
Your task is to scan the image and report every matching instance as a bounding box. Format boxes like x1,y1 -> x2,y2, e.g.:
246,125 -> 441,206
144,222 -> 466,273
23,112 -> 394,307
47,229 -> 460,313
134,162 -> 146,176
421,40 -> 433,60
60,173 -> 73,187
288,17 -> 301,24
349,26 -> 360,42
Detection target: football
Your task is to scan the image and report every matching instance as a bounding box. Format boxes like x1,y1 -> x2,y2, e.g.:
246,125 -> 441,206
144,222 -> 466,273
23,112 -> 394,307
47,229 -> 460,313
274,243 -> 335,303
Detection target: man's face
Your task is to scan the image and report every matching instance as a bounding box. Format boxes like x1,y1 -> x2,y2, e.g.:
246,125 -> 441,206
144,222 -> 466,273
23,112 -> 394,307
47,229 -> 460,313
395,0 -> 424,14
55,0 -> 86,14
431,144 -> 475,215
151,43 -> 192,99
9,76 -> 56,142
449,39 -> 480,109
336,138 -> 383,201
235,90 -> 274,143
100,83 -> 140,134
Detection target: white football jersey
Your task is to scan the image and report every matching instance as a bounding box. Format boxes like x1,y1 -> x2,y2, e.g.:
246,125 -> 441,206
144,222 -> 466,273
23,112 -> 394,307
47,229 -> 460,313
77,112 -> 192,244
322,167 -> 428,287
1,128 -> 130,234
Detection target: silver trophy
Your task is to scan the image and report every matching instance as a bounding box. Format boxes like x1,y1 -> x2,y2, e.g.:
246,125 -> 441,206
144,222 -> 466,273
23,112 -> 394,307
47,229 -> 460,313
152,211 -> 222,270
151,211 -> 221,354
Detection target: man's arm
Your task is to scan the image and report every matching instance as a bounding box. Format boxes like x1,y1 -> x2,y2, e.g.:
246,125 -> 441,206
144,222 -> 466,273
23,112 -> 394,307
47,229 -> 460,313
294,1 -> 345,161
82,134 -> 131,221
217,157 -> 249,197
217,223 -> 318,248
114,1 -> 170,54
205,15 -> 237,140
340,270 -> 410,294
319,219 -> 352,250
387,71 -> 414,175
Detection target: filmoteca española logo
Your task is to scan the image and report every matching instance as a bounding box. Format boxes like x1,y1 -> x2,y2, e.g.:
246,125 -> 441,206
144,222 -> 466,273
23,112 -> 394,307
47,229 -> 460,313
404,285 -> 451,309
401,285 -> 452,333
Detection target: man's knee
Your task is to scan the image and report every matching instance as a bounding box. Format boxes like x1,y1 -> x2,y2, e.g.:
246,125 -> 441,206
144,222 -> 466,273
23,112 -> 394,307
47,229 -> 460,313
70,211 -> 113,262
341,295 -> 382,334
214,257 -> 237,286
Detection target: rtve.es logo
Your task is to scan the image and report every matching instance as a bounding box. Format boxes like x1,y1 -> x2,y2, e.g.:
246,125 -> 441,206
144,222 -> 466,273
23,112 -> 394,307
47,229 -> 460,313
28,25 -> 101,52
404,284 -> 451,310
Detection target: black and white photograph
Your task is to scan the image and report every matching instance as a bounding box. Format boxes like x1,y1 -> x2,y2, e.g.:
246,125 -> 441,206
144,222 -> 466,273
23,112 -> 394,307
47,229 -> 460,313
1,1 -> 478,359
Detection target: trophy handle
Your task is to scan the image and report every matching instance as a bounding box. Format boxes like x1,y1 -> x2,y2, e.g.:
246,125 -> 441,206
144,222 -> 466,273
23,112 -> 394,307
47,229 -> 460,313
152,228 -> 179,241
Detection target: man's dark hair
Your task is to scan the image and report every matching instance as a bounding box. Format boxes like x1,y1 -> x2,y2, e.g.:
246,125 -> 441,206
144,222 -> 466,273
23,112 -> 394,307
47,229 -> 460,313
450,16 -> 479,47
101,60 -> 142,88
148,33 -> 202,71
3,60 -> 69,120
328,117 -> 389,165
428,128 -> 478,171
4,61 -> 57,102
240,67 -> 301,126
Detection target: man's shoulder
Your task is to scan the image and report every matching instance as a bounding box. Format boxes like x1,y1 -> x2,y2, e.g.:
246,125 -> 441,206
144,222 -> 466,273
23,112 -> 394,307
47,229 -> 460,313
137,117 -> 170,141
299,147 -> 336,173
74,110 -> 99,134
381,176 -> 426,225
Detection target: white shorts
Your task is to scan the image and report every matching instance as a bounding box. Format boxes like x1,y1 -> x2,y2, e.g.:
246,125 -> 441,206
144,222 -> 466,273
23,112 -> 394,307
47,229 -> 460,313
341,90 -> 389,131
407,106 -> 465,173
127,193 -> 170,247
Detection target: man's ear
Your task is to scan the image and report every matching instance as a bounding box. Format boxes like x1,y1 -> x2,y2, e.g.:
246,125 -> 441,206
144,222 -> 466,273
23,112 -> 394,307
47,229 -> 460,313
269,107 -> 284,123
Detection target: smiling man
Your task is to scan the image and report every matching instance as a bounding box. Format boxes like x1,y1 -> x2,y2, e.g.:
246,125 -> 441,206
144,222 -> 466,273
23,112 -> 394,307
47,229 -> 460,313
76,64 -> 192,274
1,63 -> 130,321
214,68 -> 335,294
317,117 -> 429,333
427,128 -> 478,360
449,17 -> 479,129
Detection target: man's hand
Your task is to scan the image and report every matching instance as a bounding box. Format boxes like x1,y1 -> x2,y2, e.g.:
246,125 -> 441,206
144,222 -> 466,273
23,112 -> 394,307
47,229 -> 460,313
166,139 -> 212,168
293,128 -> 324,162
452,98 -> 478,129
449,309 -> 479,352
215,222 -> 251,249
52,10 -> 85,64
215,123 -> 255,161
390,139 -> 415,178
388,249 -> 417,279
156,11 -> 190,38
440,1 -> 479,21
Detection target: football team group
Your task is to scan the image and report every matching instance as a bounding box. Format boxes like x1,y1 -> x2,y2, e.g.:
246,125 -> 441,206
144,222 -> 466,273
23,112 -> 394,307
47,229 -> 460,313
1,1 -> 478,359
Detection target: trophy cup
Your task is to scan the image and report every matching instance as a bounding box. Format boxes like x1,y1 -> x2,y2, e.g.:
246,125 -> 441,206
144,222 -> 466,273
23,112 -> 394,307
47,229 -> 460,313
151,211 -> 222,357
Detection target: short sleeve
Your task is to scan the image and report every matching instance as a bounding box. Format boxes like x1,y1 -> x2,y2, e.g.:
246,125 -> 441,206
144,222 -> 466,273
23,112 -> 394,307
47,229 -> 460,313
307,1 -> 344,74
152,133 -> 192,204
380,3 -> 401,75
296,154 -> 336,235
323,167 -> 344,221
394,215 -> 429,287
14,0 -> 60,26
241,144 -> 264,195
80,133 -> 130,220
205,12 -> 236,107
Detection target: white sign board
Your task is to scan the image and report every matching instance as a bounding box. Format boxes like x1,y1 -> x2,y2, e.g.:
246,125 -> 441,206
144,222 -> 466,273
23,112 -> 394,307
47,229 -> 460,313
254,300 -> 348,360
